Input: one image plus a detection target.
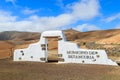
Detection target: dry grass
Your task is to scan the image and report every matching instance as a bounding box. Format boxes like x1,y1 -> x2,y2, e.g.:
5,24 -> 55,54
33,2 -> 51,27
0,59 -> 120,80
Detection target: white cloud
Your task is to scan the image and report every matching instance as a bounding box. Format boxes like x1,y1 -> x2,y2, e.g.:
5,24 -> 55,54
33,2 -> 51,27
0,0 -> 100,32
69,0 -> 100,20
74,24 -> 100,31
105,13 -> 120,22
0,14 -> 73,32
22,8 -> 39,15
0,10 -> 17,22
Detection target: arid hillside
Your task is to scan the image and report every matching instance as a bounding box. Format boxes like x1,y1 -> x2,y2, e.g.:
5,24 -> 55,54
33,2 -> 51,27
96,33 -> 120,44
0,29 -> 120,44
0,29 -> 120,59
72,29 -> 120,44
0,31 -> 40,41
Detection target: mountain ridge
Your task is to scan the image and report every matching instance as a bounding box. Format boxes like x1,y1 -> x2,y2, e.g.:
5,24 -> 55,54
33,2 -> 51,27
0,29 -> 120,44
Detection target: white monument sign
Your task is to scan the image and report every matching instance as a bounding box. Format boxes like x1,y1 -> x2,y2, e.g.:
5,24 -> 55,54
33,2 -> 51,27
14,30 -> 118,66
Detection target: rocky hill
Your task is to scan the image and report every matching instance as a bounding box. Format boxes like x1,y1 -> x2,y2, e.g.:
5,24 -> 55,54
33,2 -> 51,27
0,29 -> 120,44
0,31 -> 40,41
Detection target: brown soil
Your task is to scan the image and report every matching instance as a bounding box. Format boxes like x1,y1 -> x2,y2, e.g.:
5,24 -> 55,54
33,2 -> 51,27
97,34 -> 120,44
0,59 -> 120,80
0,40 -> 38,59
0,41 -> 14,49
0,41 -> 14,59
0,49 -> 12,59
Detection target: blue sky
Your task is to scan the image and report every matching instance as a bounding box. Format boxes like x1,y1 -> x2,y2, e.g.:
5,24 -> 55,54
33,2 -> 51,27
0,0 -> 120,32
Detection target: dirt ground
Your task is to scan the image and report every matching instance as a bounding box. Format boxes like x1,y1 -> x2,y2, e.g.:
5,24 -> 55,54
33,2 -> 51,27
0,59 -> 120,80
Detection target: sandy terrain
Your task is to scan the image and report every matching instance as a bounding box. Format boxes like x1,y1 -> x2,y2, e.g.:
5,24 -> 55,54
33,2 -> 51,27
0,41 -> 14,59
0,59 -> 120,80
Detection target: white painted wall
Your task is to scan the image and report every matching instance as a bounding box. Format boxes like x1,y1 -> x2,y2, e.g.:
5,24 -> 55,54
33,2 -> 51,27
14,30 -> 118,66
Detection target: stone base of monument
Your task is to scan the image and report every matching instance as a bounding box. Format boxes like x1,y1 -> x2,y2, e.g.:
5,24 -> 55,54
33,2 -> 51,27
14,30 -> 118,66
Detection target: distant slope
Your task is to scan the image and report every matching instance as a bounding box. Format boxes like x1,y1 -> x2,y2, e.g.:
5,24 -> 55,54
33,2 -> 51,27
0,29 -> 120,44
74,29 -> 120,44
63,29 -> 80,41
96,33 -> 120,44
0,31 -> 40,41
